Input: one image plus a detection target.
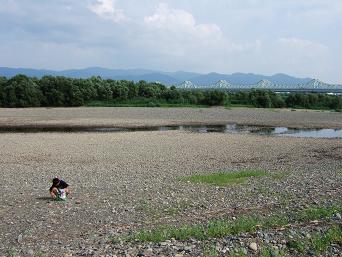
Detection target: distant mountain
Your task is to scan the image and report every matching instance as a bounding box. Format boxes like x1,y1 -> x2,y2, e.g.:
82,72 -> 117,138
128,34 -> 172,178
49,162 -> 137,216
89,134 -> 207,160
0,67 -> 59,78
189,72 -> 312,85
0,66 -> 334,88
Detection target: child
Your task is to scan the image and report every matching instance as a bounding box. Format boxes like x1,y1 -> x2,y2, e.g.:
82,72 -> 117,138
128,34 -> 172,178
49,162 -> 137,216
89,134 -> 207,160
49,177 -> 71,200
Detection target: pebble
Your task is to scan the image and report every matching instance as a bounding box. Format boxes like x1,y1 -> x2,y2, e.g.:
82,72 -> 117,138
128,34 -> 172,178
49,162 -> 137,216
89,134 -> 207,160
248,242 -> 258,252
17,234 -> 23,243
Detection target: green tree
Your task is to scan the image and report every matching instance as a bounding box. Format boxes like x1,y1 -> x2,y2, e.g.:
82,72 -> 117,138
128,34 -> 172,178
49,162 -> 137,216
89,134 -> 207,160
3,74 -> 42,107
74,79 -> 98,102
107,80 -> 129,100
202,90 -> 227,106
39,76 -> 65,106
0,76 -> 7,107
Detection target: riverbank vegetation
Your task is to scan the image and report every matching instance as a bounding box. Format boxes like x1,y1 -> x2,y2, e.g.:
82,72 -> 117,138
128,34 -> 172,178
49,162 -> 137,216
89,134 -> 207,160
0,74 -> 341,110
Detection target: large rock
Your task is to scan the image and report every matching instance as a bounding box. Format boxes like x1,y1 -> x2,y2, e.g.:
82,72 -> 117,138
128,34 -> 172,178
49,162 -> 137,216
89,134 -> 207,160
249,242 -> 258,252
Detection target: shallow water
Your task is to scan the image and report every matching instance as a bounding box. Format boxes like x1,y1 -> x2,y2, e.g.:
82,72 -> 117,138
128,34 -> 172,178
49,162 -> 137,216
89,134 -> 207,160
1,124 -> 341,138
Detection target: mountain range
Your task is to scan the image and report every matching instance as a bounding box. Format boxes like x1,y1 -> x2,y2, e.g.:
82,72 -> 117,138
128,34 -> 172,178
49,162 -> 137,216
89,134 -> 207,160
0,66 -> 315,86
1,66 -> 342,91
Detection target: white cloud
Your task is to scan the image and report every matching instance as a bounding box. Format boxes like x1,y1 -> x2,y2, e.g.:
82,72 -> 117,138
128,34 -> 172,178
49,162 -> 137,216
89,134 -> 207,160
277,37 -> 327,52
88,0 -> 126,23
0,0 -> 341,82
144,3 -> 222,40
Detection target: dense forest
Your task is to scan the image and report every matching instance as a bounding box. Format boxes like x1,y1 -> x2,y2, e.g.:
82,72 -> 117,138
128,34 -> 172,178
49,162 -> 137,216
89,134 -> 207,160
0,74 -> 341,110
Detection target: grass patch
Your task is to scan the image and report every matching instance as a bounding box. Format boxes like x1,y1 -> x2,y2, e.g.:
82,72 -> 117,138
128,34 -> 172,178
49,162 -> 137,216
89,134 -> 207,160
117,205 -> 342,244
311,225 -> 342,253
261,247 -> 285,257
202,245 -> 219,257
295,206 -> 342,222
5,249 -> 17,257
287,240 -> 306,253
183,170 -> 267,186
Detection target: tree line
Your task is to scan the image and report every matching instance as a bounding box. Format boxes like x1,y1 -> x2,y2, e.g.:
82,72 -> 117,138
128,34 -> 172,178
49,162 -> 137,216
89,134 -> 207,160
0,74 -> 341,110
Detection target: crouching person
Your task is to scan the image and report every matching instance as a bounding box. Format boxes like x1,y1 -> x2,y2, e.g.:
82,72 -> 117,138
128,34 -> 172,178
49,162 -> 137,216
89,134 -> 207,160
49,177 -> 70,200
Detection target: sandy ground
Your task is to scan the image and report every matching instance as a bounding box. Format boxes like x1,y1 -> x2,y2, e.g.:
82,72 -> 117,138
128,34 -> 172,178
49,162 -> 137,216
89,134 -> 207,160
0,107 -> 341,129
0,108 -> 341,256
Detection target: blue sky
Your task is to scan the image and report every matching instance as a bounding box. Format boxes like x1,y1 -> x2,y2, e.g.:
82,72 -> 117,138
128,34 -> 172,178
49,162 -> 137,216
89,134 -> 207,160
0,0 -> 341,83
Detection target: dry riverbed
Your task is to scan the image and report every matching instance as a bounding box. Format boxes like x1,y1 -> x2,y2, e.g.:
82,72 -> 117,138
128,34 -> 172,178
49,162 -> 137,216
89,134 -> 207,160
0,107 -> 341,129
0,107 -> 341,256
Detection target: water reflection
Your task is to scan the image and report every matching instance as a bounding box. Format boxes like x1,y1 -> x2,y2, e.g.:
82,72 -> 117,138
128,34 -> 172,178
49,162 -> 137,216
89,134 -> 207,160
0,124 -> 341,138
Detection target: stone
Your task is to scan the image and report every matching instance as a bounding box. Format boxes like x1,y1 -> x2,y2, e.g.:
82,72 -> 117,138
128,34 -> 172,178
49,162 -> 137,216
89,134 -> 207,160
27,249 -> 34,256
144,248 -> 153,255
335,213 -> 341,220
248,242 -> 258,252
17,234 -> 23,243
184,246 -> 193,252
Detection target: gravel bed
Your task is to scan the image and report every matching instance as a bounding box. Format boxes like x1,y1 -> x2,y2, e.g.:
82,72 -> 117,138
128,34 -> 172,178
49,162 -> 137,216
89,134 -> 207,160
0,107 -> 341,129
0,107 -> 341,256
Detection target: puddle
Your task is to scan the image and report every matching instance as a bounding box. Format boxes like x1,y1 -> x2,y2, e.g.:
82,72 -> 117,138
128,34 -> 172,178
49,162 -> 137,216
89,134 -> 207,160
0,124 -> 341,138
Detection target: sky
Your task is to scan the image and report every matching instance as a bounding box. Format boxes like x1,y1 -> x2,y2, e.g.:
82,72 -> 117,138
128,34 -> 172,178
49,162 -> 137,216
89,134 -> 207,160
0,0 -> 341,83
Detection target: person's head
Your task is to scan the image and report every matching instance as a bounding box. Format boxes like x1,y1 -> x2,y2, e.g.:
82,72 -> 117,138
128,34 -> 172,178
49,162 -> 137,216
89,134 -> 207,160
52,177 -> 60,186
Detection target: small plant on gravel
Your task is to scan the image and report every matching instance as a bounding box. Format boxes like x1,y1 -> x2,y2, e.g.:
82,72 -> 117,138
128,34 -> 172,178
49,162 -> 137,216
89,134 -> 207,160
163,200 -> 189,216
35,252 -> 44,257
136,199 -> 152,212
311,225 -> 342,253
117,205 -> 342,244
202,245 -> 219,257
262,214 -> 289,228
230,249 -> 249,257
5,249 -> 17,257
287,239 -> 306,253
261,246 -> 285,257
183,170 -> 267,186
295,205 -> 342,222
230,216 -> 260,234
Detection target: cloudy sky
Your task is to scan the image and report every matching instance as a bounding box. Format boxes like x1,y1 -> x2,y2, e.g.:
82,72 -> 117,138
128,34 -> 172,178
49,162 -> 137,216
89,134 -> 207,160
0,0 -> 341,83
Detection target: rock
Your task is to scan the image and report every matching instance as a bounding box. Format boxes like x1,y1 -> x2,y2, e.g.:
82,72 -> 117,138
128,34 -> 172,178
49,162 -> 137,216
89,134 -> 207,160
17,233 -> 23,243
27,249 -> 34,256
248,242 -> 258,252
144,248 -> 153,255
184,246 -> 193,252
335,213 -> 341,220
